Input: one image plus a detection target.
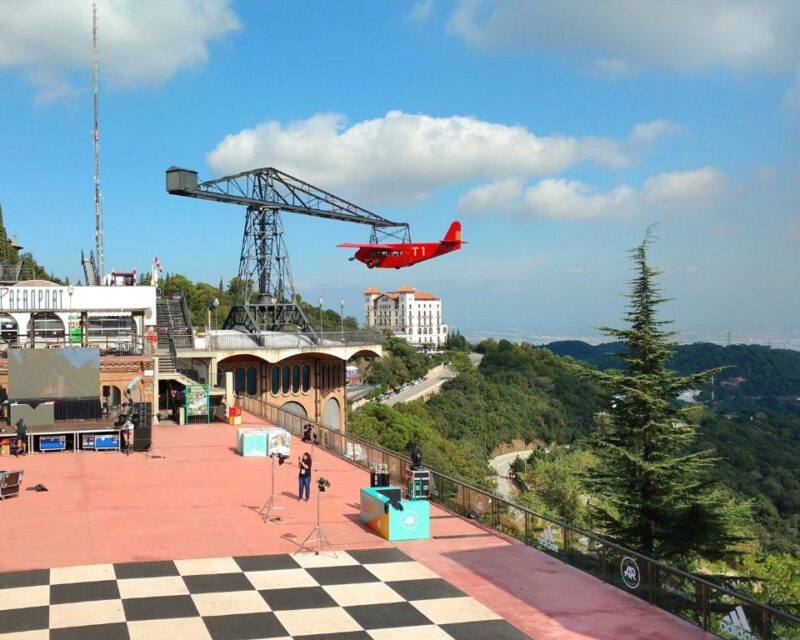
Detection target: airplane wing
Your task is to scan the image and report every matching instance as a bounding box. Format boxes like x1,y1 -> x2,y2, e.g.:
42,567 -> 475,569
337,243 -> 395,249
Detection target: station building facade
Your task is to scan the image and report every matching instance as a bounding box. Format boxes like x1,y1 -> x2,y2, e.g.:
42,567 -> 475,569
0,280 -> 157,413
0,280 -> 381,434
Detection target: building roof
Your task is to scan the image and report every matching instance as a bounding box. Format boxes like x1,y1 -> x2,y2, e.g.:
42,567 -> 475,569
363,286 -> 381,295
396,284 -> 416,293
415,291 -> 439,300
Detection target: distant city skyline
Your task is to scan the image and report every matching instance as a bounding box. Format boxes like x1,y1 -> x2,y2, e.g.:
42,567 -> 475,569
1,1 -> 798,339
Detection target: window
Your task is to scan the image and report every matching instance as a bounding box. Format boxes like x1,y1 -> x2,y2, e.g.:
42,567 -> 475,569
32,313 -> 65,339
292,365 -> 300,393
87,315 -> 135,339
246,367 -> 257,395
302,365 -> 310,392
271,366 -> 280,394
282,365 -> 290,394
235,367 -> 245,393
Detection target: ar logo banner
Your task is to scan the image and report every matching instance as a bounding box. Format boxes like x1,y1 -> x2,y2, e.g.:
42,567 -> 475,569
719,606 -> 758,640
620,556 -> 641,589
538,525 -> 558,552
400,512 -> 419,531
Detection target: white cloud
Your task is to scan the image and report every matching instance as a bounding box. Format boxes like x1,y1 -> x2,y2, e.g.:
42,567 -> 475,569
408,0 -> 435,23
457,167 -> 726,219
641,167 -> 727,210
449,1 -> 800,74
206,110 -> 677,204
519,179 -> 638,220
0,0 -> 240,99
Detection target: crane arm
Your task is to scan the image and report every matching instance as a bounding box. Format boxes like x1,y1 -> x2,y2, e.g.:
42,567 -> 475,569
166,166 -> 410,241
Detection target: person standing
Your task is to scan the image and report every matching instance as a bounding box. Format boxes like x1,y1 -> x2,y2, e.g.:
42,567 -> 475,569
298,452 -> 312,501
15,418 -> 27,456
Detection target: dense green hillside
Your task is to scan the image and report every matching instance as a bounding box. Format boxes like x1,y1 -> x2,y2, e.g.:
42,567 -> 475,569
546,340 -> 800,398
424,341 -> 604,453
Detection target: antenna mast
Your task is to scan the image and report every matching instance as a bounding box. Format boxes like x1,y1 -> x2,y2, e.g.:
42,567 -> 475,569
92,2 -> 104,281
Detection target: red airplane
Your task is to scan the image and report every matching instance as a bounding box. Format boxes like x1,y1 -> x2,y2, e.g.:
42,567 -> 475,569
338,221 -> 463,269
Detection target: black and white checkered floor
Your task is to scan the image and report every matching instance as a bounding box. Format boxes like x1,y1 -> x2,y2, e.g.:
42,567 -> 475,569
0,547 -> 532,639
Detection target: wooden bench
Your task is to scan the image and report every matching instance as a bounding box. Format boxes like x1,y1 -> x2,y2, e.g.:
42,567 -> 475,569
0,469 -> 23,499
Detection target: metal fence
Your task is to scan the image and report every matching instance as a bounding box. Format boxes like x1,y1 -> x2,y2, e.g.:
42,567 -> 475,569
236,395 -> 800,640
209,330 -> 383,351
1,336 -> 153,356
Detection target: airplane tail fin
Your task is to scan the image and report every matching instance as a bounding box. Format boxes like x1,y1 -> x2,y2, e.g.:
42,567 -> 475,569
442,221 -> 462,247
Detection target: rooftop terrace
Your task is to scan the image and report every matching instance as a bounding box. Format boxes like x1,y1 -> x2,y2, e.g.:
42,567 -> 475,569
0,418 -> 715,639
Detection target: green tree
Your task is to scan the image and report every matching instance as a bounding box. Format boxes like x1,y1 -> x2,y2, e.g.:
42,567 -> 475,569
0,203 -> 10,263
578,229 -> 748,560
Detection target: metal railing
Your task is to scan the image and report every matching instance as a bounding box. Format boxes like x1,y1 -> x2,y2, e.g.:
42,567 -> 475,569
209,330 -> 382,351
236,394 -> 800,640
0,336 -> 153,357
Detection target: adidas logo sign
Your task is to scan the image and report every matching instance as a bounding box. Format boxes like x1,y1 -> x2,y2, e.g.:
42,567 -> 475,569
538,526 -> 558,552
719,606 -> 757,640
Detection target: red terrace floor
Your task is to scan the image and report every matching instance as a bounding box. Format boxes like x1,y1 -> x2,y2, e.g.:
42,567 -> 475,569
0,417 -> 715,640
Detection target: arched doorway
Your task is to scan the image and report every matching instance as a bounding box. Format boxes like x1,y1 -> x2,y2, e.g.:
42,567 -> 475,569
102,385 -> 122,416
280,401 -> 307,419
280,401 -> 308,433
324,397 -> 340,431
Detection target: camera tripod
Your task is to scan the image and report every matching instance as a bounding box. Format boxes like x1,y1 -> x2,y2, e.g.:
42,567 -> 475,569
258,455 -> 285,523
295,483 -> 336,557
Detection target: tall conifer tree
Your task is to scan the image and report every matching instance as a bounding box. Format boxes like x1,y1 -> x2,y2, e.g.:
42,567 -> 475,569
581,228 -> 747,560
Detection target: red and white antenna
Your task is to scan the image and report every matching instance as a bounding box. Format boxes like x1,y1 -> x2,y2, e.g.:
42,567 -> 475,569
92,2 -> 105,281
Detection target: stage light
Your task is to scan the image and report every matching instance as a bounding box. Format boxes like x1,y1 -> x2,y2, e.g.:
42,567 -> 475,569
317,477 -> 331,492
271,452 -> 289,466
410,443 -> 422,470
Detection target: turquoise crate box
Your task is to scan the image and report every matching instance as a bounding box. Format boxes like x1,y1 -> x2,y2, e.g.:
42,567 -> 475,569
237,428 -> 267,457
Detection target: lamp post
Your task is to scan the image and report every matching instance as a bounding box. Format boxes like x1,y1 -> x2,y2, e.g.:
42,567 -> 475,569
319,297 -> 323,330
212,298 -> 219,330
67,286 -> 75,346
340,299 -> 344,337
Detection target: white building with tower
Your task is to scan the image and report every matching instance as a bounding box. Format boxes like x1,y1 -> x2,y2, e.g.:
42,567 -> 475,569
363,285 -> 448,350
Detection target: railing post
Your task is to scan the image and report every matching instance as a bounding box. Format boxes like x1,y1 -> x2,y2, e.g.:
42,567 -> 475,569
700,582 -> 709,631
648,560 -> 656,604
525,511 -> 530,545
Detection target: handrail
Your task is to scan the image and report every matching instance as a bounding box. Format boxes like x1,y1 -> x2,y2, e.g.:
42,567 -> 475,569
236,394 -> 800,640
209,330 -> 382,351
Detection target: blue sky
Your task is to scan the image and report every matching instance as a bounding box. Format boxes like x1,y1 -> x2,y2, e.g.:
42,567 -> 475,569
1,1 -> 799,343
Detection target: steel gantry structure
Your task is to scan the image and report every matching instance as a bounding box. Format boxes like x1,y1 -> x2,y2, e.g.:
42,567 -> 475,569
166,166 -> 410,336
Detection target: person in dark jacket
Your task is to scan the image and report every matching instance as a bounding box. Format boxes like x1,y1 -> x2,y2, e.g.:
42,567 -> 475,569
298,452 -> 312,501
15,419 -> 27,456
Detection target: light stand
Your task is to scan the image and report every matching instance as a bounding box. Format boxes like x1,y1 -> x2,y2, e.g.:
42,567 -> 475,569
258,455 -> 285,523
295,480 -> 335,556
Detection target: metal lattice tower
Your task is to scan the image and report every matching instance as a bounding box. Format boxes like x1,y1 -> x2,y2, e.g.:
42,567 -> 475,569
238,206 -> 294,305
166,166 -> 409,335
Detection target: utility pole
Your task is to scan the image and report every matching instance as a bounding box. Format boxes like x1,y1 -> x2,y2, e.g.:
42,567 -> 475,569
92,2 -> 105,281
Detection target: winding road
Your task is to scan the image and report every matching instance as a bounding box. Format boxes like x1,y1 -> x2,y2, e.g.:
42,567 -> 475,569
488,450 -> 532,500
